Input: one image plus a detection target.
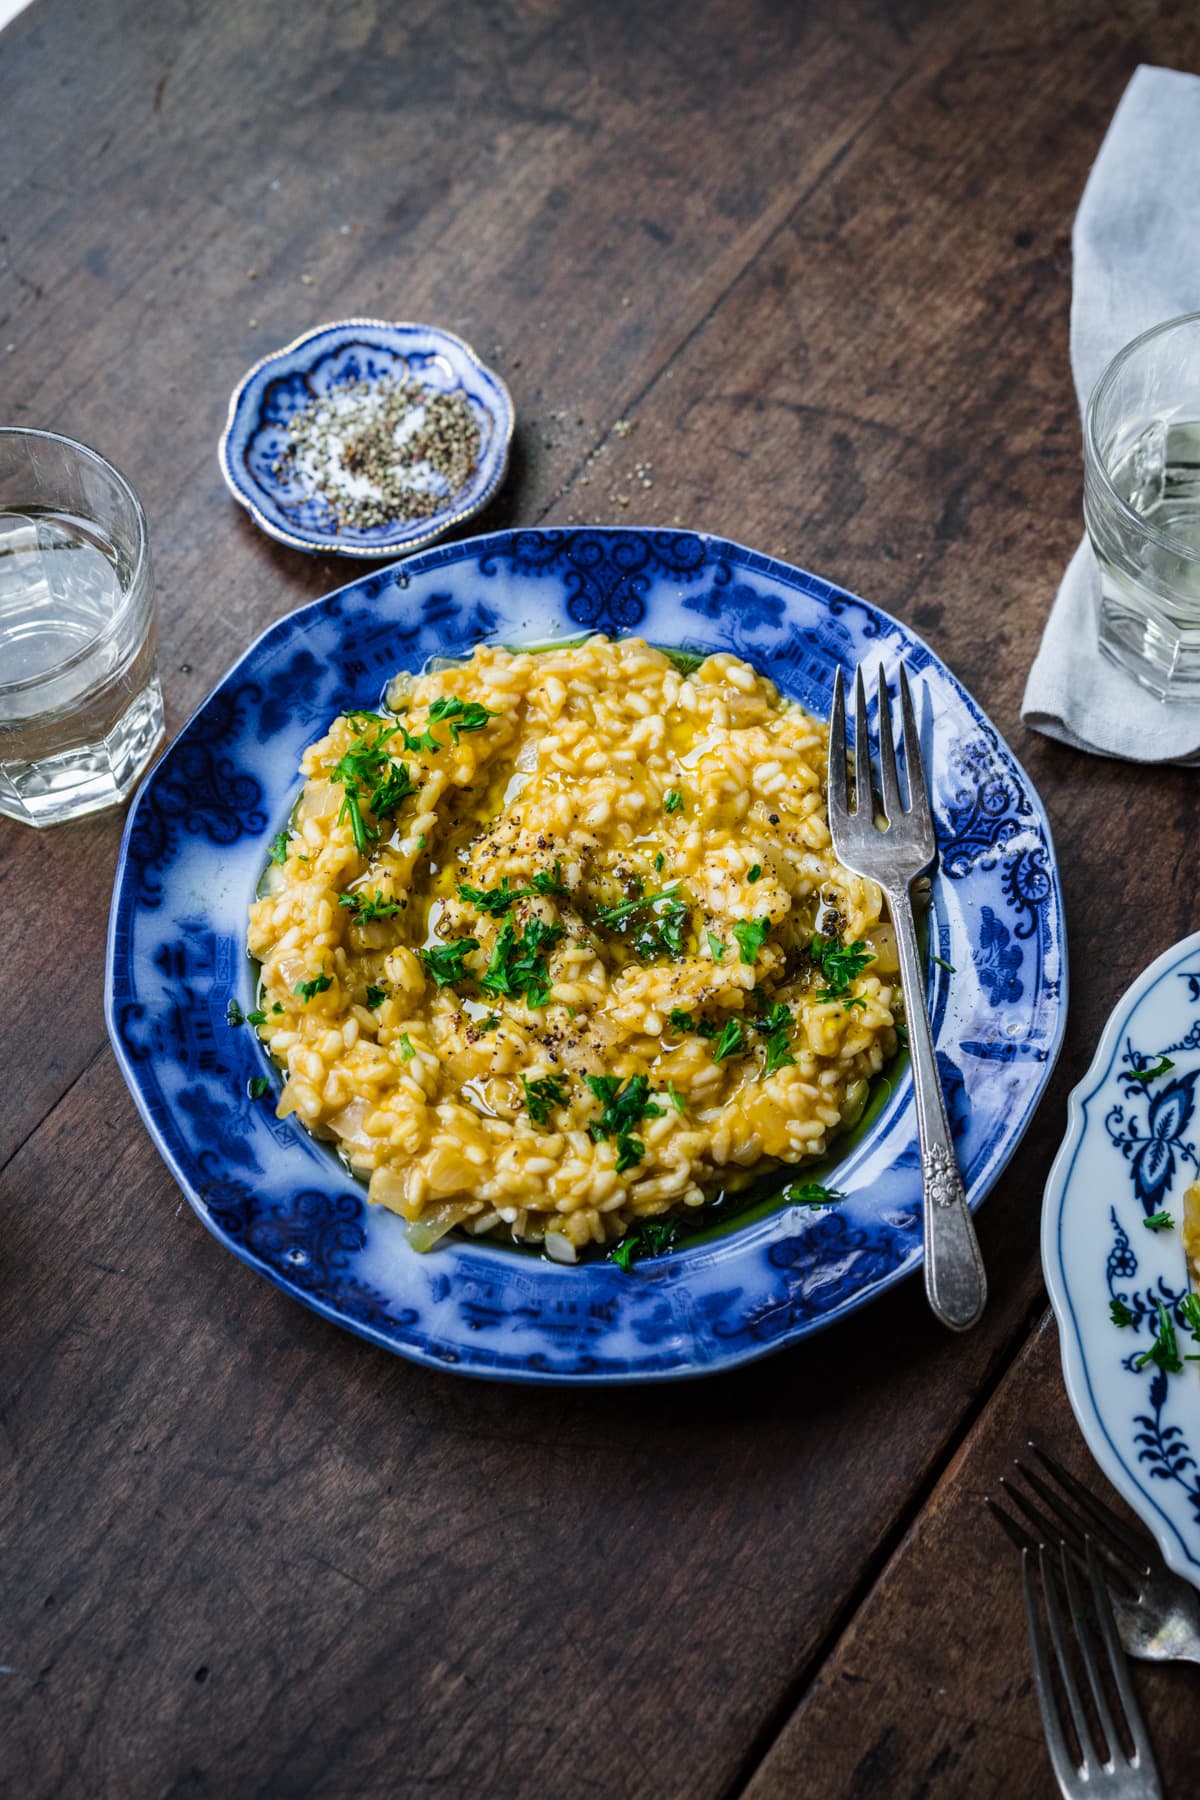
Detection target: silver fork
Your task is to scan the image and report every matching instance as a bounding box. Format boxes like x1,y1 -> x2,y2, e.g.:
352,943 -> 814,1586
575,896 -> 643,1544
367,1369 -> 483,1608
1024,1538 -> 1163,1799
828,664 -> 987,1331
987,1439 -> 1200,1663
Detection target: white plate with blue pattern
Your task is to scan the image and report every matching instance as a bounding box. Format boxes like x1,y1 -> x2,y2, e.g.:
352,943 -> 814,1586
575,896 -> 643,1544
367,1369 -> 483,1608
106,528 -> 1067,1383
1044,930 -> 1200,1587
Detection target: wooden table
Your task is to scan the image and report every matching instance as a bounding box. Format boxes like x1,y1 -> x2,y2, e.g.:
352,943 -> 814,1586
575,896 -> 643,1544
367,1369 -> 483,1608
3,1 -> 1198,1792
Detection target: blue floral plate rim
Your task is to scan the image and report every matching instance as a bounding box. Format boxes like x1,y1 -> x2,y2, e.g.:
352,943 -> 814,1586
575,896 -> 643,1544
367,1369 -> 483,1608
217,317 -> 515,558
105,525 -> 1067,1383
1044,928 -> 1200,1587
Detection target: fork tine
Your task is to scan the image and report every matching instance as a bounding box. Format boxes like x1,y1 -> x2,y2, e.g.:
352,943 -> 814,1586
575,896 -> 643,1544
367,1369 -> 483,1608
828,668 -> 849,828
1006,1464 -> 1136,1595
852,666 -> 877,820
1023,1548 -> 1080,1796
897,663 -> 929,822
985,1494 -> 1040,1556
1039,1543 -> 1100,1776
875,666 -> 904,822
1060,1542 -> 1123,1766
1031,1441 -> 1154,1576
1083,1538 -> 1162,1785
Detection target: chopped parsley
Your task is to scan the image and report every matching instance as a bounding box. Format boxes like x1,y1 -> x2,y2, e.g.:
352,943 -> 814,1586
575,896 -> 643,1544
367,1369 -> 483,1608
732,917 -> 771,966
367,760 -> 419,818
757,1001 -> 795,1074
246,1009 -> 267,1026
479,917 -> 564,1009
247,1076 -> 271,1100
272,1001 -> 284,1015
530,861 -> 570,898
747,864 -> 762,883
480,1011 -> 501,1031
521,1073 -> 569,1124
929,954 -> 956,974
615,1136 -> 646,1173
419,938 -> 480,987
585,1073 -> 663,1172
844,996 -> 868,1012
696,1018 -> 721,1040
398,1034 -> 416,1061
895,1022 -> 909,1048
668,1008 -> 696,1033
399,725 -> 442,755
631,900 -> 688,961
458,878 -> 526,916
225,998 -> 245,1027
1109,1297 -> 1136,1328
1135,1299 -> 1183,1374
295,973 -> 333,1002
339,890 -> 402,921
269,830 -> 290,865
1144,1211 -> 1174,1232
427,695 -> 498,744
666,1079 -> 686,1115
712,1018 -> 745,1062
663,788 -> 684,814
365,984 -> 387,1009
609,1216 -> 680,1270
811,933 -> 874,1001
330,720 -> 405,855
1181,1293 -> 1200,1337
706,931 -> 726,963
784,1180 -> 846,1207
654,852 -> 665,873
1130,1056 -> 1175,1083
596,883 -> 681,927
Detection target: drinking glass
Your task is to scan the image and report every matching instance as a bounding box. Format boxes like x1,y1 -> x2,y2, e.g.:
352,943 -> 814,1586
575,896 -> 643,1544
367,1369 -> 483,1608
0,428 -> 163,827
1084,311 -> 1200,702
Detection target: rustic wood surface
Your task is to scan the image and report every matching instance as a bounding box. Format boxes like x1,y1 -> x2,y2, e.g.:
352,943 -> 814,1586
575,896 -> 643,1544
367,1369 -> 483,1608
1,0 -> 1198,1794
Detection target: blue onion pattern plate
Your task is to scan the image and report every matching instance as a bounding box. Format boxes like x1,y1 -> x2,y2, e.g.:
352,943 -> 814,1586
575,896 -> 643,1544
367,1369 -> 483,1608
218,318 -> 514,556
1044,931 -> 1200,1586
106,528 -> 1066,1384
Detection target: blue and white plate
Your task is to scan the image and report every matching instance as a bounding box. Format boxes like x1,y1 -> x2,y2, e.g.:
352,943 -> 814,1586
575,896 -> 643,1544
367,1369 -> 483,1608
106,528 -> 1066,1384
1044,931 -> 1200,1587
218,319 -> 514,556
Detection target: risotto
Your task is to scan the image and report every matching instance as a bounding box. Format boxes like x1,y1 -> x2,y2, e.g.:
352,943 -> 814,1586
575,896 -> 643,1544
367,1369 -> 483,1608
246,636 -> 900,1262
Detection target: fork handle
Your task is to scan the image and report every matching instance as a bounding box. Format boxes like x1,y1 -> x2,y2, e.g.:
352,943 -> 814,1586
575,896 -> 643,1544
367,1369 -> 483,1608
889,883 -> 988,1332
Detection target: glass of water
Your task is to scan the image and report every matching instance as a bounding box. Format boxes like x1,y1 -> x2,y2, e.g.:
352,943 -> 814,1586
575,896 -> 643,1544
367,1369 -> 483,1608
0,427 -> 164,827
1085,311 -> 1200,702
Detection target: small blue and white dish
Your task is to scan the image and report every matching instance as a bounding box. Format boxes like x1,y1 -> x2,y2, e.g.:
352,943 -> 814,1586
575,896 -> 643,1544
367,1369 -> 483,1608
218,318 -> 514,557
106,527 -> 1066,1384
1044,930 -> 1200,1587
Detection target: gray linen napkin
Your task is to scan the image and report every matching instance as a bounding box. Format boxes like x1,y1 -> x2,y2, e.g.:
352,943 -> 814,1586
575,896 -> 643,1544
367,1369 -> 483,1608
1020,63 -> 1200,764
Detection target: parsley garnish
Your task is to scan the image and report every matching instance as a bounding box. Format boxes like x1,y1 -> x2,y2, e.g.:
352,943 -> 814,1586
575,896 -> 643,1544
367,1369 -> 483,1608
663,788 -> 684,813
398,1034 -> 416,1061
596,883 -> 681,928
247,1076 -> 271,1100
246,1009 -> 267,1026
330,721 -> 405,855
615,1136 -> 645,1172
930,954 -> 956,974
609,1216 -> 680,1269
1144,1211 -> 1174,1231
295,974 -> 332,1002
712,1018 -> 745,1062
1109,1297 -> 1136,1328
895,1022 -> 909,1048
654,852 -> 665,874
747,864 -> 762,883
530,861 -> 570,897
585,1074 -> 664,1175
668,1008 -> 696,1033
706,931 -> 725,963
732,917 -> 770,966
666,1079 -> 686,1115
479,917 -> 564,1009
272,1001 -> 284,1015
758,1001 -> 795,1074
696,1018 -> 721,1040
365,984 -> 387,1008
1181,1293 -> 1200,1337
427,695 -> 498,744
399,725 -> 442,755
419,938 -> 480,987
844,996 -> 868,1012
1130,1056 -> 1175,1084
784,1180 -> 846,1207
631,900 -> 688,961
368,760 -> 418,818
1136,1299 -> 1183,1374
521,1073 -> 569,1124
339,890 -> 402,921
480,1011 -> 501,1031
226,998 -> 244,1027
269,831 -> 290,865
458,879 -> 525,916
811,933 -> 873,1000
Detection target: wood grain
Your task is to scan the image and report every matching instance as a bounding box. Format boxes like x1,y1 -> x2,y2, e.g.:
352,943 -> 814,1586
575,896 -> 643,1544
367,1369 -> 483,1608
2,0 -> 1199,1794
742,1315 -> 1200,1799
